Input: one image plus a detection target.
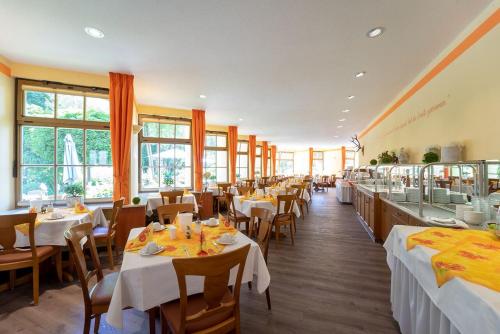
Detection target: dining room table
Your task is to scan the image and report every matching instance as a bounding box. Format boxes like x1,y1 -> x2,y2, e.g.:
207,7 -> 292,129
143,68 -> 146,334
384,225 -> 500,334
13,206 -> 106,248
142,193 -> 199,216
232,194 -> 301,218
106,222 -> 271,329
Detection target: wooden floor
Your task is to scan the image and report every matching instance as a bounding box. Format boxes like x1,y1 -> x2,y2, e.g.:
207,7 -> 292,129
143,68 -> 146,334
0,191 -> 400,334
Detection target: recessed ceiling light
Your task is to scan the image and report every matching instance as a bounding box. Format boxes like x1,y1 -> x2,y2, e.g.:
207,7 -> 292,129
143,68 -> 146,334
341,109 -> 350,113
347,95 -> 355,100
366,27 -> 384,38
338,118 -> 346,122
354,71 -> 366,78
333,135 -> 339,138
84,26 -> 104,39
199,94 -> 207,99
238,118 -> 244,121
337,125 -> 343,128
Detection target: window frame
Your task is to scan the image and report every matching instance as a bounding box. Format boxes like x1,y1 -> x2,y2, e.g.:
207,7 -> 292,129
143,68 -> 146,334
255,145 -> 262,178
204,131 -> 229,184
236,140 -> 249,180
312,151 -> 324,175
15,78 -> 111,206
277,151 -> 294,175
138,114 -> 193,192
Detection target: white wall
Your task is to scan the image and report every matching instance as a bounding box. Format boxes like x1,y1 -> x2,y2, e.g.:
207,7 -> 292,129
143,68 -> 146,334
0,69 -> 15,210
324,150 -> 342,175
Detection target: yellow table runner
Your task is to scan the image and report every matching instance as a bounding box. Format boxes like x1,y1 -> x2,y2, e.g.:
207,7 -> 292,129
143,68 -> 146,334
125,222 -> 238,258
239,194 -> 277,206
407,227 -> 500,292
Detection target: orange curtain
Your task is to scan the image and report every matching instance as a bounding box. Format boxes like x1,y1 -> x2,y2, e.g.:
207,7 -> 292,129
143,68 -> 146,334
228,126 -> 238,184
271,145 -> 277,176
341,146 -> 346,170
309,147 -> 314,176
262,141 -> 269,177
109,72 -> 134,204
192,109 -> 206,191
248,135 -> 256,179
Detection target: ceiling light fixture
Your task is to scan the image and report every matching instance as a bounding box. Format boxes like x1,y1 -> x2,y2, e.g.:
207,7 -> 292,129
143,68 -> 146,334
341,109 -> 350,113
84,26 -> 104,39
366,27 -> 384,38
238,118 -> 244,121
199,94 -> 207,99
354,71 -> 366,78
333,135 -> 339,138
347,95 -> 355,100
338,118 -> 346,122
337,125 -> 343,128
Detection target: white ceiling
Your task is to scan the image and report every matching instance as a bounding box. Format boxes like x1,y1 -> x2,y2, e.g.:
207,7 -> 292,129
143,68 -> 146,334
0,0 -> 493,150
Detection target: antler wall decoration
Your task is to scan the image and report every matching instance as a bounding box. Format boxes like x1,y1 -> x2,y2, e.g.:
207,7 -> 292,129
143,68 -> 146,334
350,135 -> 364,155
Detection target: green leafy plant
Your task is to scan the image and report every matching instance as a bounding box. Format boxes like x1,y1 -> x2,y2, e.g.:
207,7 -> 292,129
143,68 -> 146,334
370,159 -> 378,165
422,151 -> 439,164
377,151 -> 396,164
64,183 -> 84,197
132,197 -> 141,205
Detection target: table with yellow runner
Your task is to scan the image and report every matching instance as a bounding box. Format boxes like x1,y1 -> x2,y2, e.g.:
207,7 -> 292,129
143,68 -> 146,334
239,194 -> 277,206
407,227 -> 500,292
125,222 -> 239,258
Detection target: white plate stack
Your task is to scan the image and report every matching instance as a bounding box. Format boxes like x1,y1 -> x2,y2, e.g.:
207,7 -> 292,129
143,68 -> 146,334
405,188 -> 420,203
432,188 -> 450,204
450,192 -> 467,204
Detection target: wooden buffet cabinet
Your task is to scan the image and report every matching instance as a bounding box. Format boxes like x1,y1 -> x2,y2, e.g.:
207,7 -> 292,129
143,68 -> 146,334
352,184 -> 426,243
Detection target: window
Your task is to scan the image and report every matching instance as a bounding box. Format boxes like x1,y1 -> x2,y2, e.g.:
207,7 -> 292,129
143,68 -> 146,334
277,152 -> 294,176
236,140 -> 248,180
312,151 -> 324,175
267,148 -> 271,176
204,132 -> 228,184
17,79 -> 112,204
345,150 -> 356,169
255,146 -> 262,178
139,116 -> 192,191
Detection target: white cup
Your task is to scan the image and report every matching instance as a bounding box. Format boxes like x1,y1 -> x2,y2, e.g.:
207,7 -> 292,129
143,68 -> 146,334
455,205 -> 473,220
168,225 -> 177,240
463,210 -> 484,225
208,217 -> 217,226
152,222 -> 162,231
145,241 -> 159,253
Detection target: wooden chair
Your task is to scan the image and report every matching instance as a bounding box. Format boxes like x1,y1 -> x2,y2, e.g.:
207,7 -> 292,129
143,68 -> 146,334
244,179 -> 255,188
236,186 -> 252,196
249,213 -> 273,310
248,207 -> 271,239
65,223 -> 120,334
330,175 -> 336,188
160,244 -> 251,334
216,183 -> 232,213
257,183 -> 267,194
93,198 -> 124,269
303,181 -> 312,203
260,176 -> 270,185
317,176 -> 330,192
0,213 -> 62,305
192,192 -> 211,220
157,203 -> 195,225
225,192 -> 250,233
161,191 -> 184,206
291,184 -> 308,219
273,195 -> 296,245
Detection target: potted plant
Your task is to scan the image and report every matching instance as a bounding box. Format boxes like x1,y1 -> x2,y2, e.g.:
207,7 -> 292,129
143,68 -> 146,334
64,182 -> 84,208
422,151 -> 439,164
132,196 -> 141,205
369,159 -> 377,166
377,151 -> 396,164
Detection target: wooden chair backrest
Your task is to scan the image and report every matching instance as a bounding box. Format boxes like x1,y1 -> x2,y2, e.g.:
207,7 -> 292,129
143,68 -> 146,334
64,223 -> 103,308
0,213 -> 37,256
249,207 -> 271,243
321,175 -> 329,183
291,184 -> 304,200
225,192 -> 238,222
256,219 -> 273,262
276,195 -> 295,216
217,183 -> 232,194
157,203 -> 194,225
237,186 -> 252,196
108,198 -> 124,237
245,179 -> 255,188
172,245 -> 250,333
160,191 -> 184,205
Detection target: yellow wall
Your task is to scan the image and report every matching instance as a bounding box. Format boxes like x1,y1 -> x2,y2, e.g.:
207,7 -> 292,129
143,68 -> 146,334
0,59 -> 15,210
359,7 -> 500,164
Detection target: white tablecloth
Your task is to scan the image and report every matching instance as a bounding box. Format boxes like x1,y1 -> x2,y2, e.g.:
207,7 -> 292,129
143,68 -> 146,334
106,227 -> 270,328
335,180 -> 352,203
264,187 -> 310,202
232,196 -> 301,218
450,185 -> 474,196
384,225 -> 500,334
14,207 -> 106,247
144,194 -> 198,216
207,186 -> 239,196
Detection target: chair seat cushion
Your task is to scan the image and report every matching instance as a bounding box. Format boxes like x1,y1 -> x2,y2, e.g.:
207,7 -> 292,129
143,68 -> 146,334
93,226 -> 109,239
161,291 -> 234,333
90,272 -> 119,307
0,246 -> 58,264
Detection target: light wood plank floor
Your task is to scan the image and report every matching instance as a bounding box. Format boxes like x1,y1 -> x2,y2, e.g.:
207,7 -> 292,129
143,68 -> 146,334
0,190 -> 400,334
